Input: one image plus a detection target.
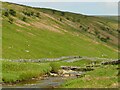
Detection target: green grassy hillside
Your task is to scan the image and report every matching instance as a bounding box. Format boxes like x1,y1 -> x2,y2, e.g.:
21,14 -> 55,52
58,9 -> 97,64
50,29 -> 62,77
62,65 -> 118,88
2,2 -> 119,59
2,60 -> 51,83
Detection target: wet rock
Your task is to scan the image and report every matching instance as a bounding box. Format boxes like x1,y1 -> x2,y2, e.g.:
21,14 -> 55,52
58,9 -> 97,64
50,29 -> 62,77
58,69 -> 83,77
102,60 -> 120,65
49,73 -> 58,77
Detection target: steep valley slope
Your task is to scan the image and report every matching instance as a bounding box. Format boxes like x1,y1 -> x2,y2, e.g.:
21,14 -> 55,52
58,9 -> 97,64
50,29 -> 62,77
2,2 -> 119,59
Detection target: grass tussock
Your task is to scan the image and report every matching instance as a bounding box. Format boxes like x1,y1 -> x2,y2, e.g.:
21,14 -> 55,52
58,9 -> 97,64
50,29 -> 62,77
2,61 -> 52,83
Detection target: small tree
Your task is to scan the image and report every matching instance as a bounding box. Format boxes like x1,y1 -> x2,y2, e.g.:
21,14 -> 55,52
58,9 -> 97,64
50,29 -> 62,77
26,12 -> 31,16
106,36 -> 110,40
4,11 -> 9,17
95,30 -> 100,35
79,25 -> 82,28
36,12 -> 40,17
66,17 -> 69,20
106,27 -> 110,31
97,35 -> 100,39
100,37 -> 107,42
23,11 -> 31,16
30,12 -> 34,16
52,10 -> 55,14
61,12 -> 65,16
9,9 -> 16,16
87,27 -> 90,29
8,17 -> 13,24
117,29 -> 120,33
60,18 -> 62,22
22,17 -> 27,22
83,28 -> 87,32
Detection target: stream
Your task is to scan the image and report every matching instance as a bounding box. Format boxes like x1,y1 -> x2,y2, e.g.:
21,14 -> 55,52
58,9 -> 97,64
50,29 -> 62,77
3,71 -> 80,88
2,57 -> 118,88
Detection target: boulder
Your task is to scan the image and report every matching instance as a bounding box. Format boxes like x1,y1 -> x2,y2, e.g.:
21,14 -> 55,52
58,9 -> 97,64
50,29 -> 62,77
49,73 -> 58,77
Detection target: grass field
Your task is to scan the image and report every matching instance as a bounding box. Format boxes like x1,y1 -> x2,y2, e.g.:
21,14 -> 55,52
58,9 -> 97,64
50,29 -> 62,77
2,59 -> 93,83
2,61 -> 51,83
62,65 -> 118,88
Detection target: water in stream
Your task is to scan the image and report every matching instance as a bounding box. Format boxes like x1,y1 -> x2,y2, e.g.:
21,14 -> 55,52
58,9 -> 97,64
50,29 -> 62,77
3,76 -> 77,88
